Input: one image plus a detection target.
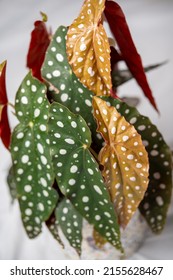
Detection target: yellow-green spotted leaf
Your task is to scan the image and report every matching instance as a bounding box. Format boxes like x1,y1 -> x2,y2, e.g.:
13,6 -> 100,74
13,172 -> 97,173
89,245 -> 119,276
48,102 -> 122,251
93,96 -> 149,227
11,72 -> 58,238
102,96 -> 172,233
66,0 -> 112,96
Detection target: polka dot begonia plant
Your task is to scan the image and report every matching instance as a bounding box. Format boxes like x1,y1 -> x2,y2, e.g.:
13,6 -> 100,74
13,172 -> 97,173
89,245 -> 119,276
1,0 -> 172,257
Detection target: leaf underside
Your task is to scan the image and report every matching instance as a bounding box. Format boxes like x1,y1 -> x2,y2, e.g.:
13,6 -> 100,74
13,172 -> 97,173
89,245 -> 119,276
93,96 -> 149,227
11,72 -> 58,238
48,101 -> 122,251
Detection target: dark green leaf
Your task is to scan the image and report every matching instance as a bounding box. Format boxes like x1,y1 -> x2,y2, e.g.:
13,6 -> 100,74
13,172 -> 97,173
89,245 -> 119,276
55,198 -> 82,255
41,26 -> 102,152
7,167 -> 17,203
11,72 -> 58,238
48,101 -> 122,251
112,61 -> 167,88
102,96 -> 172,233
46,212 -> 64,248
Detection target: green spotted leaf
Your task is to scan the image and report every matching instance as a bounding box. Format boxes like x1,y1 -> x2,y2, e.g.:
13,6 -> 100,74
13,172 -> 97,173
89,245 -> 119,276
46,212 -> 64,248
102,96 -> 172,233
55,198 -> 82,255
41,26 -> 102,152
7,167 -> 17,203
112,62 -> 166,88
11,72 -> 58,238
48,102 -> 123,252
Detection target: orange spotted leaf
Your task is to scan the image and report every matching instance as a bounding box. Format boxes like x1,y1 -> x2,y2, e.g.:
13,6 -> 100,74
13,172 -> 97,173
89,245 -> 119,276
92,96 -> 149,227
66,0 -> 112,96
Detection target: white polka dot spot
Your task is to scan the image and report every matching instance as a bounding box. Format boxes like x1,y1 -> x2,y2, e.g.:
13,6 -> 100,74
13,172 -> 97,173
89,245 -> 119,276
17,132 -> 24,139
93,185 -> 102,195
61,93 -> 68,102
123,135 -> 129,142
34,108 -> 40,118
69,179 -> 76,186
21,96 -> 28,104
40,155 -> 47,165
38,203 -> 44,211
21,155 -> 29,164
37,143 -> 44,154
53,70 -> 61,77
88,168 -> 94,175
59,149 -> 67,155
25,208 -> 32,216
65,138 -> 75,145
82,196 -> 89,203
56,53 -> 64,62
24,185 -> 32,193
71,121 -> 77,128
156,196 -> 164,206
57,121 -> 64,128
127,154 -> 134,160
40,124 -> 47,131
70,165 -> 78,173
31,85 -> 37,92
40,177 -> 47,187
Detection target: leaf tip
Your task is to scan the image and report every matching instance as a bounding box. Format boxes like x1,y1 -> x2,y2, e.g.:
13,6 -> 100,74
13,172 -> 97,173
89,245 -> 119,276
40,11 -> 48,22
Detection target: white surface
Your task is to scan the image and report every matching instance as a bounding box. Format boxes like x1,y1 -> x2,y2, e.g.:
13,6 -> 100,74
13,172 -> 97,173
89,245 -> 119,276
0,0 -> 173,260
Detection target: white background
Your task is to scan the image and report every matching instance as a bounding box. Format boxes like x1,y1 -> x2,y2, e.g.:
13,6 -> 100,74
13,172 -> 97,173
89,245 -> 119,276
0,0 -> 173,259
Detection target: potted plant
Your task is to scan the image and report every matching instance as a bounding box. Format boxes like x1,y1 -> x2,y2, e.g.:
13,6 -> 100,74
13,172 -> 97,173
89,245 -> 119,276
0,0 -> 172,259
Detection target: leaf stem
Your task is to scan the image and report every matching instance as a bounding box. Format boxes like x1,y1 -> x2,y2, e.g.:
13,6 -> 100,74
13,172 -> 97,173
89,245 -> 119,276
8,102 -> 15,109
89,147 -> 99,162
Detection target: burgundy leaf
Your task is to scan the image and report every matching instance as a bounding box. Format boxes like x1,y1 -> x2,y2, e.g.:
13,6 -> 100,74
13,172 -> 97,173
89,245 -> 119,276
110,46 -> 122,72
27,19 -> 51,81
105,1 -> 158,112
0,105 -> 11,149
0,61 -> 8,104
0,61 -> 11,149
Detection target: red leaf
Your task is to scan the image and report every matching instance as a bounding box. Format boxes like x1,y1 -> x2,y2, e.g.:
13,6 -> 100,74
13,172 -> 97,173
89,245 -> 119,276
0,105 -> 11,149
0,61 -> 8,104
105,1 -> 158,112
0,61 -> 11,149
27,19 -> 51,81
